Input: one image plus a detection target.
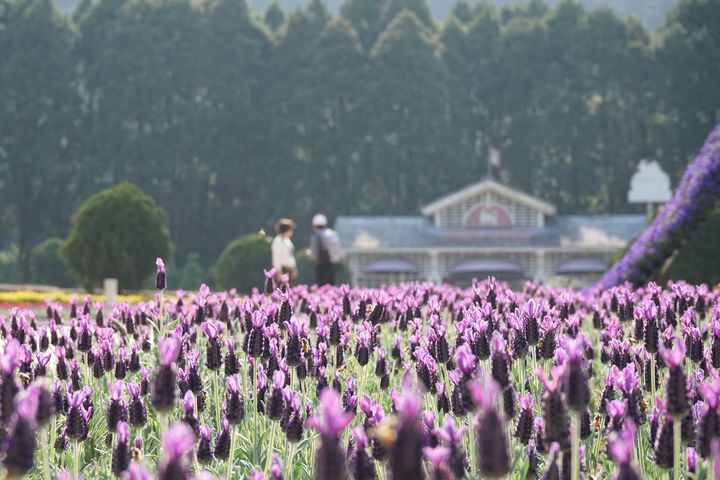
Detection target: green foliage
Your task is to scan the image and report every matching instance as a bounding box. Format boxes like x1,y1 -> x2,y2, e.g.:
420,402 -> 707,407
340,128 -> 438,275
214,232 -> 272,292
30,237 -> 75,287
264,1 -> 285,32
0,247 -> 22,284
61,182 -> 172,291
176,252 -> 207,290
0,0 -> 717,280
661,202 -> 720,284
340,0 -> 385,50
0,0 -> 80,281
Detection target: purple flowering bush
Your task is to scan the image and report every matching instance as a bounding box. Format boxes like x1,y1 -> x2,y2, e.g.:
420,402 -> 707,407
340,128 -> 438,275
601,124 -> 720,288
1,265 -> 720,479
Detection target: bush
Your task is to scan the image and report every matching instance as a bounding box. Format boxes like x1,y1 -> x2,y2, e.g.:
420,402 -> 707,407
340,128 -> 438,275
214,232 -> 272,292
30,237 -> 75,287
0,246 -> 21,283
177,253 -> 207,290
61,182 -> 173,291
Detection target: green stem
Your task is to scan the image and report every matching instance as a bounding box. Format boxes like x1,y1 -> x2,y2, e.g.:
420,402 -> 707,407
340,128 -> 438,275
651,355 -> 657,407
158,290 -> 164,335
159,412 -> 168,441
265,421 -> 277,473
709,453 -> 716,480
593,414 -> 606,470
41,427 -> 51,480
226,425 -> 237,480
310,433 -> 317,476
468,416 -> 477,475
673,417 -> 682,480
72,441 -> 80,480
213,372 -> 221,430
253,360 -> 258,463
571,412 -> 581,480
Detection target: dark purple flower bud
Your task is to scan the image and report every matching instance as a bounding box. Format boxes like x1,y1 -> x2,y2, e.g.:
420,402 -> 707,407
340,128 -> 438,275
286,406 -> 304,443
152,339 -> 179,413
155,258 -> 167,290
213,419 -> 231,460
308,389 -> 352,480
112,422 -> 131,476
490,334 -> 510,389
470,381 -> 510,478
107,380 -> 128,432
197,425 -> 213,464
224,340 -> 239,377
3,389 -> 39,477
662,342 -> 687,417
654,417 -> 675,469
565,338 -> 590,411
66,391 -> 86,439
127,383 -> 147,427
537,366 -> 570,450
388,386 -> 424,480
28,380 -> 55,426
515,392 -> 535,445
224,375 -> 244,424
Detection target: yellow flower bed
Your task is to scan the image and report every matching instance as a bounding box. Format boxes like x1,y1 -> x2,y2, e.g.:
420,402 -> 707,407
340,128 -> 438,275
0,290 -> 150,305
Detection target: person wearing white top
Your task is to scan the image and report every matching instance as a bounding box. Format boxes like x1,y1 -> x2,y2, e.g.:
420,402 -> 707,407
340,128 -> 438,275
271,218 -> 297,282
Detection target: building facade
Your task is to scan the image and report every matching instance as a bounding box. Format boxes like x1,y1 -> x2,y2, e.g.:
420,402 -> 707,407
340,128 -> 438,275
335,179 -> 646,287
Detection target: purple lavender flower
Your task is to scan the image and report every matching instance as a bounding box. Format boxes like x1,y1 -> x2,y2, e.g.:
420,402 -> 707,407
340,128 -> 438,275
123,462 -> 152,480
112,422 -> 131,475
3,388 -> 39,476
307,389 -> 351,480
157,422 -> 195,480
155,258 -> 167,290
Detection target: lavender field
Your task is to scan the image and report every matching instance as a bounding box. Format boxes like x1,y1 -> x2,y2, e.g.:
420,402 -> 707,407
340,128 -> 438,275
0,259 -> 719,480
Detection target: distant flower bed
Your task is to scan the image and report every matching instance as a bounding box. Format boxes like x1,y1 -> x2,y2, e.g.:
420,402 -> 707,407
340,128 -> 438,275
0,290 -> 150,307
600,124 -> 720,288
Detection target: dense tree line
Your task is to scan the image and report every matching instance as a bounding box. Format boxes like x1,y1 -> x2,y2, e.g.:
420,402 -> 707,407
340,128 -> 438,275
1,0 -> 718,282
54,0 -> 681,31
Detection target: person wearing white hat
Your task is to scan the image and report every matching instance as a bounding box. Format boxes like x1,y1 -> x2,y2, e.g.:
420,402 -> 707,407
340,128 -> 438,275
308,213 -> 342,286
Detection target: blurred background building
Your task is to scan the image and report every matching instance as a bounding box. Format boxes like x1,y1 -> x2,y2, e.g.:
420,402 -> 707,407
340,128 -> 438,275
336,178 -> 646,287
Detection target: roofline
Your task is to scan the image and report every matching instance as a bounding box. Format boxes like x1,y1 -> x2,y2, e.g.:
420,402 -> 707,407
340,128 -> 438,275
342,246 -> 618,254
421,179 -> 557,216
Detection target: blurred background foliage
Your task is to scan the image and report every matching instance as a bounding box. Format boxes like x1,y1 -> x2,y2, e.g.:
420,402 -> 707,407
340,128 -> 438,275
1,0 -> 719,288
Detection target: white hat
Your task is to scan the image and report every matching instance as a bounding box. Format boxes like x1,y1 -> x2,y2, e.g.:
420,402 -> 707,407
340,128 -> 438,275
312,214 -> 328,227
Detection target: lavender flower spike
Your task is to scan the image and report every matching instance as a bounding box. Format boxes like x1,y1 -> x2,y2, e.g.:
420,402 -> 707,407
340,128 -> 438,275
158,338 -> 180,366
307,388 -> 354,439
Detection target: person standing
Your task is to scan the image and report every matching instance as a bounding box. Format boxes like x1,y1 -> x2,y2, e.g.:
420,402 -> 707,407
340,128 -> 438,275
271,218 -> 298,282
308,214 -> 342,286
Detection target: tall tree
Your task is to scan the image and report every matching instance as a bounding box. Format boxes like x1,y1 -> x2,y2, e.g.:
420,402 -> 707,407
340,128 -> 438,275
0,0 -> 79,279
264,0 -> 285,32
367,10 -> 451,211
656,0 -> 720,177
295,18 -> 368,219
379,0 -> 435,32
340,0 -> 385,51
198,0 -> 274,259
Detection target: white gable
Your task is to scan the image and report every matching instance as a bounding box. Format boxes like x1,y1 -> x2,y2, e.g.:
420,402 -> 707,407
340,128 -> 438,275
421,179 -> 556,229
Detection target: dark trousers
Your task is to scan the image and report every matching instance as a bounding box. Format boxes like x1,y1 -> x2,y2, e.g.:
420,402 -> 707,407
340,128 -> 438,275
316,263 -> 336,286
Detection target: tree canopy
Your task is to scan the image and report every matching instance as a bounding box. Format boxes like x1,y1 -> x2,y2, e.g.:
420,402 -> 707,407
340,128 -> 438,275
1,0 -> 718,284
61,182 -> 172,290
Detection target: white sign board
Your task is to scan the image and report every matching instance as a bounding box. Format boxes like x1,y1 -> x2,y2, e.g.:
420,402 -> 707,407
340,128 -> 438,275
104,278 -> 118,305
628,159 -> 672,203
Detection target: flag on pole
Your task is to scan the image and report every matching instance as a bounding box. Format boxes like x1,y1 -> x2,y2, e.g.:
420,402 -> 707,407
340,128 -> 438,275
488,147 -> 501,168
